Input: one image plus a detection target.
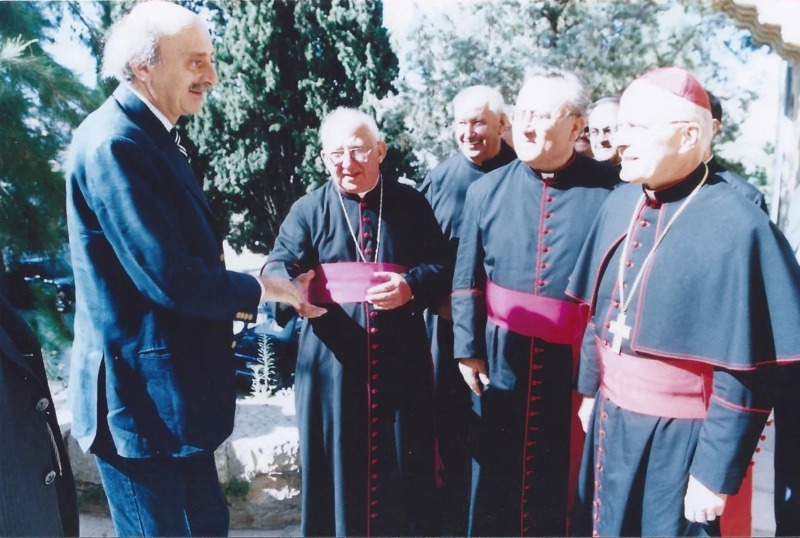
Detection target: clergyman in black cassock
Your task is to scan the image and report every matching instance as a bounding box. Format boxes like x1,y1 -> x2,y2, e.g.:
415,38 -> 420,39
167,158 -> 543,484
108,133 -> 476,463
263,108 -> 449,536
418,84 -> 516,536
452,67 -> 619,537
566,67 -> 800,537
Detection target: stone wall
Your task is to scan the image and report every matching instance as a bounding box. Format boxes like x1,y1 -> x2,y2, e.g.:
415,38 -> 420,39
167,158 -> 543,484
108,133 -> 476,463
56,386 -> 302,529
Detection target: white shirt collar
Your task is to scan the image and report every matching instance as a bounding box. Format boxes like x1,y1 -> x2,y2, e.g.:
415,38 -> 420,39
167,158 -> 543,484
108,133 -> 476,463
126,84 -> 174,132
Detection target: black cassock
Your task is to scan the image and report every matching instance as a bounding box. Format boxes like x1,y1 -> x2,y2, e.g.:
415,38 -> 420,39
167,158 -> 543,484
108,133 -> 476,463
264,178 -> 449,537
451,155 -> 618,536
418,141 -> 516,535
566,167 -> 800,536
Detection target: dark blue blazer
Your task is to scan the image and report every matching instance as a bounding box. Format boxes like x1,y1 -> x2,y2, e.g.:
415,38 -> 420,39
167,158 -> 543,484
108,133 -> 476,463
0,294 -> 79,536
65,85 -> 260,458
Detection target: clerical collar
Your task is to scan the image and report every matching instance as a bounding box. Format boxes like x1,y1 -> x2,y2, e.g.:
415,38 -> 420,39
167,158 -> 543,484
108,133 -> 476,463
339,176 -> 381,201
532,151 -> 576,182
643,164 -> 708,206
126,84 -> 174,132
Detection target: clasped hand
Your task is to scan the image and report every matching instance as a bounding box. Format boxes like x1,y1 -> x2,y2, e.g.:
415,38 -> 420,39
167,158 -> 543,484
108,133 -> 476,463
365,271 -> 413,310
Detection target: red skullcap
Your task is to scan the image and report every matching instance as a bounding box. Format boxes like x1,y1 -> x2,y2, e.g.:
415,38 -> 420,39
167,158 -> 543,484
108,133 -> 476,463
635,67 -> 711,111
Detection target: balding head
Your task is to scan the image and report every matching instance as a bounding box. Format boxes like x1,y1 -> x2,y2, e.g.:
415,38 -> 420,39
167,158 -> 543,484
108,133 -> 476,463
615,67 -> 712,189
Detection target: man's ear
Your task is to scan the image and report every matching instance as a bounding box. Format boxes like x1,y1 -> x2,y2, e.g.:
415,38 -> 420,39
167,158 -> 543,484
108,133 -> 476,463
681,122 -> 702,150
571,116 -> 587,142
129,61 -> 152,83
376,140 -> 388,164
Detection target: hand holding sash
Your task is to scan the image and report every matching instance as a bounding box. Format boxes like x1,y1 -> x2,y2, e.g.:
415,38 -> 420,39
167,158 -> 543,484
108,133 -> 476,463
365,271 -> 413,310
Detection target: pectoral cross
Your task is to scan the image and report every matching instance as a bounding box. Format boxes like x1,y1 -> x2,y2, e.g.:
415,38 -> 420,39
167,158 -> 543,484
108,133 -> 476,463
608,312 -> 631,354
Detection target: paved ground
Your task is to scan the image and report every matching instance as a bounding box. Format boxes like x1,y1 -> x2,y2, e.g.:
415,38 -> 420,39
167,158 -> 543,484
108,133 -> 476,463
79,513 -> 301,537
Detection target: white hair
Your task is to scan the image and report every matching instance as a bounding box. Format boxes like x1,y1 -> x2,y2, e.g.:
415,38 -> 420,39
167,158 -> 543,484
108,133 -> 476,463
452,85 -> 506,117
319,108 -> 381,149
520,65 -> 590,116
101,1 -> 202,83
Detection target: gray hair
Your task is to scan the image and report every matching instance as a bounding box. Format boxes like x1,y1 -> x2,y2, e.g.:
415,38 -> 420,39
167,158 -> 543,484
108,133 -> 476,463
520,65 -> 590,116
452,85 -> 506,117
102,1 -> 202,83
319,108 -> 381,149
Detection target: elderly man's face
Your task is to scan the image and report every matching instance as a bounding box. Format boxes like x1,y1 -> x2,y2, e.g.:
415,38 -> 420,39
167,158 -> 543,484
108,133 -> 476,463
512,80 -> 584,171
454,101 -> 505,166
322,124 -> 387,195
588,102 -> 620,164
133,21 -> 218,124
616,83 -> 700,189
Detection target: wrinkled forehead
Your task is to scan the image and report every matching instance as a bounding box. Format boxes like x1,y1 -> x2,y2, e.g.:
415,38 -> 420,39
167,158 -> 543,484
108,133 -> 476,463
619,81 -> 691,125
454,100 -> 498,122
321,123 -> 377,150
588,102 -> 619,127
515,79 -> 572,114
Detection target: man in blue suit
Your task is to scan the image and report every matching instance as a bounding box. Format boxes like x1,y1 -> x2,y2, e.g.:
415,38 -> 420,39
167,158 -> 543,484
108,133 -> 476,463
65,2 -> 320,536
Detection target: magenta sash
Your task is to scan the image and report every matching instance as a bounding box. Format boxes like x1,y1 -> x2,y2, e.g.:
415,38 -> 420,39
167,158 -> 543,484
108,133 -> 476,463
485,280 -> 589,344
598,338 -> 712,419
307,262 -> 409,304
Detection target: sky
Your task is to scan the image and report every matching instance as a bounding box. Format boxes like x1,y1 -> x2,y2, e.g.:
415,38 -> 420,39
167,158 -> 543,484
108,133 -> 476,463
45,0 -> 785,186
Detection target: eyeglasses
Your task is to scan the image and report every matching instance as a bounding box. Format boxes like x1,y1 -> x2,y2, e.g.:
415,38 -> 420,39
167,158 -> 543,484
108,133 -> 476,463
324,144 -> 378,164
514,109 -> 579,126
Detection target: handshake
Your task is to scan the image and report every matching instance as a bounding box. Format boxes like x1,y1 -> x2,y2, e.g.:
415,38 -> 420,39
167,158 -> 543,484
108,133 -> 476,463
257,270 -> 327,318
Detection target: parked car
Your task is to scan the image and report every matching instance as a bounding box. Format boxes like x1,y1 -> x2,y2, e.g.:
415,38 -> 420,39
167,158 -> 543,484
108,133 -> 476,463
233,302 -> 300,396
6,254 -> 74,313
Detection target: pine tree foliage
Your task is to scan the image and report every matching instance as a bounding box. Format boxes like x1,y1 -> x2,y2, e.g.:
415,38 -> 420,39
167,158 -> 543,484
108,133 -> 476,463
387,0 -> 761,173
0,2 -> 95,259
188,0 -> 399,253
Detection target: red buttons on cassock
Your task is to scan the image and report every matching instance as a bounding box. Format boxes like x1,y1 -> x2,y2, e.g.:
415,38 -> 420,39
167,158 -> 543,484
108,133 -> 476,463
632,241 -> 640,247
364,248 -> 374,256
371,417 -> 378,423
538,281 -> 546,287
370,327 -> 378,334
625,261 -> 633,267
542,229 -> 550,235
370,311 -> 378,318
363,232 -> 371,239
640,220 -> 648,227
546,196 -> 554,202
362,217 -> 370,223
371,343 -> 379,350
540,262 -> 547,269
371,388 -> 379,395
542,246 -> 550,252
612,301 -> 620,308
371,359 -> 378,366
545,212 -> 552,218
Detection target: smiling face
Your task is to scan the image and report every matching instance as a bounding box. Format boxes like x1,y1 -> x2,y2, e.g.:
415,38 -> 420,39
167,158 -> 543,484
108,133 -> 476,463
321,123 -> 387,196
512,79 -> 585,171
453,100 -> 505,166
130,21 -> 218,124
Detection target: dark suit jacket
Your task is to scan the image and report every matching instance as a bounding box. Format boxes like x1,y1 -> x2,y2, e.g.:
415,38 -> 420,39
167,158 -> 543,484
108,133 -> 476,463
65,85 -> 260,458
0,294 -> 79,536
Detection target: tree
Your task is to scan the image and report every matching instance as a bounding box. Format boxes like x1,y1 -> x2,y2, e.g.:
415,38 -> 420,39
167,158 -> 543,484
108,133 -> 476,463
188,0 -> 400,253
386,0 -> 763,176
0,1 -> 95,274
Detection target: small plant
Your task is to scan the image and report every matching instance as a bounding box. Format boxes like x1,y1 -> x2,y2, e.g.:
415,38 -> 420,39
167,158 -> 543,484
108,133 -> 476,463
222,477 -> 251,500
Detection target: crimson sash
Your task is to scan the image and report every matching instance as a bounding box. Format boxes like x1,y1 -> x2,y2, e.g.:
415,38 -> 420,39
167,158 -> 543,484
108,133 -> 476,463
307,262 -> 409,304
484,280 -> 589,344
598,338 -> 712,419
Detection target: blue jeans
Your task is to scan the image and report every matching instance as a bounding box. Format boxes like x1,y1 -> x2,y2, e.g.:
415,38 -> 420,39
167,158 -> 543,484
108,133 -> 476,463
94,451 -> 229,537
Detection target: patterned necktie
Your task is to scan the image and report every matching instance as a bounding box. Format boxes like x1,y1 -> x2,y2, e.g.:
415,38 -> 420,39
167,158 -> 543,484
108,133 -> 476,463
172,128 -> 188,158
